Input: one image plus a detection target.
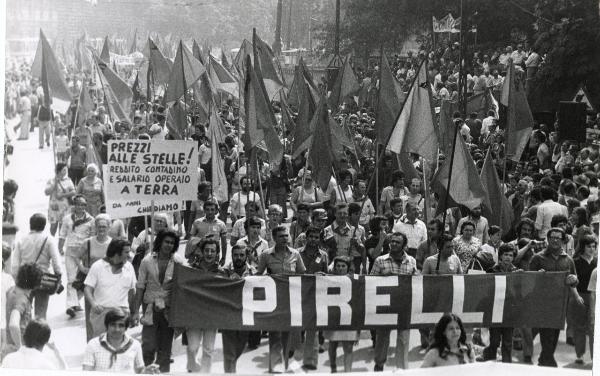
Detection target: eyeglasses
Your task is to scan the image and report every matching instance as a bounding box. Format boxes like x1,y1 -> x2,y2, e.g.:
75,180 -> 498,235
389,240 -> 403,244
549,236 -> 563,241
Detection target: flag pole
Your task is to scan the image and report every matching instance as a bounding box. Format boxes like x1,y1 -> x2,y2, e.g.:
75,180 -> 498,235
331,167 -> 347,203
438,0 -> 465,272
180,41 -> 188,140
255,157 -> 267,220
356,59 -> 426,222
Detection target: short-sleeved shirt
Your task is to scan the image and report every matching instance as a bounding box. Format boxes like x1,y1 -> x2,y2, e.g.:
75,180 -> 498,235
299,247 -> 329,274
370,253 -> 417,276
59,212 -> 95,253
69,145 -> 88,169
191,217 -> 227,239
422,254 -> 463,275
392,217 -> 427,250
237,236 -> 270,267
528,248 -> 576,275
2,346 -> 57,369
323,222 -> 363,258
231,217 -> 266,240
82,334 -> 144,372
256,246 -> 306,275
5,287 -> 31,349
379,186 -> 409,213
229,191 -> 261,218
84,259 -> 136,308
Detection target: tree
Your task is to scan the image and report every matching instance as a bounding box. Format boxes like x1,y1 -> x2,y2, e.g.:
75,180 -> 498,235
529,0 -> 600,111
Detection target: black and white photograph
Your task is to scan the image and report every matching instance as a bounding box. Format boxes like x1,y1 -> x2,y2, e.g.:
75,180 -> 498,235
1,0 -> 600,374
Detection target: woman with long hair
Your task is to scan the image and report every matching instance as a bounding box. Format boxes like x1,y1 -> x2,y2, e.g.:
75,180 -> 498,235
421,313 -> 475,367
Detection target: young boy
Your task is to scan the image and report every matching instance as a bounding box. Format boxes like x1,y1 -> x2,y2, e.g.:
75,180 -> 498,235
477,244 -> 521,363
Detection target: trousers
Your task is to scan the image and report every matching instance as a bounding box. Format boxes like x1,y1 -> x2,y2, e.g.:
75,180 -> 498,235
483,327 -> 513,362
567,292 -> 594,358
374,329 -> 409,369
65,252 -> 83,308
268,331 -> 291,372
141,309 -> 174,372
537,328 -> 560,367
303,330 -> 319,367
38,120 -> 50,147
30,290 -> 50,319
222,330 -> 249,373
185,328 -> 217,373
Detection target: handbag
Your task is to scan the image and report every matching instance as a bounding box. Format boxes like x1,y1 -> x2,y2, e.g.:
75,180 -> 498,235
467,257 -> 486,275
34,238 -> 62,294
72,239 -> 90,291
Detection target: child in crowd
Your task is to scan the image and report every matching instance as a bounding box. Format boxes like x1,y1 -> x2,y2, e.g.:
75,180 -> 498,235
478,244 -> 521,363
55,127 -> 69,163
324,256 -> 358,373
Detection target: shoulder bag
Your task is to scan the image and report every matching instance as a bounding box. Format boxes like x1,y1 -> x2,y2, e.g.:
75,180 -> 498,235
34,237 -> 62,294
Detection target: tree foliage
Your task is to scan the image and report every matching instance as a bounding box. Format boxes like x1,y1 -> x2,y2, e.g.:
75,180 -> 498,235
532,0 -> 600,106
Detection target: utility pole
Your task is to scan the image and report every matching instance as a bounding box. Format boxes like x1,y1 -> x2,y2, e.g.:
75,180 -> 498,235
273,0 -> 283,55
334,0 -> 340,56
286,0 -> 293,50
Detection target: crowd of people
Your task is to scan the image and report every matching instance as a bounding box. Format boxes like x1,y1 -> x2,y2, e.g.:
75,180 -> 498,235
1,35 -> 599,374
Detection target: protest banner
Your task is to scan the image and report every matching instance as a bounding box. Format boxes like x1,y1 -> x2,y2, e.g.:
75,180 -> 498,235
105,140 -> 198,219
170,265 -> 568,330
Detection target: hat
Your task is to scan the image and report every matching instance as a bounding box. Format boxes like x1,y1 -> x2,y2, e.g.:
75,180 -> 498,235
312,209 -> 328,221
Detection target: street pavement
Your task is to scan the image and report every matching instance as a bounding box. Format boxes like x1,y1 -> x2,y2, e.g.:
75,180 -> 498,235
2,129 -> 593,373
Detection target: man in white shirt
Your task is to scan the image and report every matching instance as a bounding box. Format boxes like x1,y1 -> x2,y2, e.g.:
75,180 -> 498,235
131,213 -> 169,253
229,176 -> 261,223
481,110 -> 497,140
511,44 -> 527,65
393,202 -> 427,258
535,185 -> 568,240
230,202 -> 266,246
148,109 -> 167,140
498,46 -> 512,69
84,239 -> 137,339
2,319 -> 67,370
